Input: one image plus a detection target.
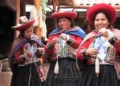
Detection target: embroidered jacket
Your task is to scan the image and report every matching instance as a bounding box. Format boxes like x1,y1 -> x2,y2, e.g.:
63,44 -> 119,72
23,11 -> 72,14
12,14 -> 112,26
77,28 -> 120,79
77,29 -> 120,64
8,35 -> 44,71
44,26 -> 86,60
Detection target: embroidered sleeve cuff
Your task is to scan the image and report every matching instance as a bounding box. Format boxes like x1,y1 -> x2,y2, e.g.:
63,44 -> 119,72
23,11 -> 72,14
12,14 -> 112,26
19,55 -> 27,64
45,45 -> 56,55
109,36 -> 119,45
67,37 -> 74,45
35,61 -> 41,66
81,49 -> 90,59
36,50 -> 42,58
47,43 -> 54,49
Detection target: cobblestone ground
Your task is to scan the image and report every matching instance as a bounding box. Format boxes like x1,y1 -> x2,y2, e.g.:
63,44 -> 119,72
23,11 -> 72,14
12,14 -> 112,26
0,63 -> 50,86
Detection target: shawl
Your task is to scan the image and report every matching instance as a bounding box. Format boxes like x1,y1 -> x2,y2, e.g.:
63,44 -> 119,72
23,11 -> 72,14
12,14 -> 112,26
49,26 -> 86,39
79,28 -> 120,79
8,35 -> 44,72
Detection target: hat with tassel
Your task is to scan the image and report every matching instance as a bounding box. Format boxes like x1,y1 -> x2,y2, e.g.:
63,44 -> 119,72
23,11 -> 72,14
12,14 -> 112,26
12,16 -> 35,31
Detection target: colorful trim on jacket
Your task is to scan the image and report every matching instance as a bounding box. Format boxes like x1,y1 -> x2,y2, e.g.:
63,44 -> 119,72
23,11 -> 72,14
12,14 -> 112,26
88,36 -> 116,64
80,30 -> 116,64
49,38 -> 77,61
8,35 -> 44,72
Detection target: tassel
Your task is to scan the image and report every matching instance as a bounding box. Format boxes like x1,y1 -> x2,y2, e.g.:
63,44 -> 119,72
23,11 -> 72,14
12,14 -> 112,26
95,57 -> 100,77
54,40 -> 61,77
54,59 -> 59,77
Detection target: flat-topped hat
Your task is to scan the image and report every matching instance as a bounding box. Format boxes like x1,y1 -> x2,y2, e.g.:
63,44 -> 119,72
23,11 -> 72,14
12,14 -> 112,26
12,16 -> 35,31
52,9 -> 77,19
87,3 -> 116,25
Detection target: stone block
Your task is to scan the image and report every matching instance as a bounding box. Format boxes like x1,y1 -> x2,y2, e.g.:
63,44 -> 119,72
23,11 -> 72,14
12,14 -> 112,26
0,72 -> 12,86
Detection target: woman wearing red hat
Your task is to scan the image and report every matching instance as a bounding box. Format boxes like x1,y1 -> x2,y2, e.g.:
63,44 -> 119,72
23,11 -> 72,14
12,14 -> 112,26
9,16 -> 45,86
44,10 -> 86,86
77,3 -> 120,86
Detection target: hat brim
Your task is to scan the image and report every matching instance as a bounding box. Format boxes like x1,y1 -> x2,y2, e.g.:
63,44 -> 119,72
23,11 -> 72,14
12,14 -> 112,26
16,20 -> 35,31
52,12 -> 77,19
87,3 -> 116,25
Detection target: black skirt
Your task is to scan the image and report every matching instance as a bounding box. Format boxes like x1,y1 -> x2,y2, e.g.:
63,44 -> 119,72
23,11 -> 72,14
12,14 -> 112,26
11,63 -> 44,86
78,65 -> 120,86
45,58 -> 81,86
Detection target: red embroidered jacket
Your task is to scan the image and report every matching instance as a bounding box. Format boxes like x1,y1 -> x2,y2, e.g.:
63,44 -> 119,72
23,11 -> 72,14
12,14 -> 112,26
77,29 -> 120,64
45,34 -> 83,59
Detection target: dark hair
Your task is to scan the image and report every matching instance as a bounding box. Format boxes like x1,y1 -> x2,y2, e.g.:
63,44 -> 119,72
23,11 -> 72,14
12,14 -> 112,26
18,29 -> 26,38
95,12 -> 111,27
82,19 -> 94,33
57,17 -> 75,27
96,12 -> 110,21
81,19 -> 89,30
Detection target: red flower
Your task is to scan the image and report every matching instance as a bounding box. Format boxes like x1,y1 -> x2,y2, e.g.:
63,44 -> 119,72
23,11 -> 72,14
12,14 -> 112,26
24,45 -> 28,49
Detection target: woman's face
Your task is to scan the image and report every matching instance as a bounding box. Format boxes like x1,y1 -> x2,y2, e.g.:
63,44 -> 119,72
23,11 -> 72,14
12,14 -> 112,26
58,18 -> 71,30
94,12 -> 110,31
24,26 -> 33,38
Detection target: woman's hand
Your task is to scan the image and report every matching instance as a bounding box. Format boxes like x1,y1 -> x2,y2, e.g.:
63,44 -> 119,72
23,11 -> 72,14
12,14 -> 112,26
59,33 -> 70,41
27,51 -> 33,57
50,37 -> 59,45
37,48 -> 45,55
36,48 -> 45,57
47,37 -> 59,49
98,28 -> 108,38
86,48 -> 98,58
98,28 -> 114,40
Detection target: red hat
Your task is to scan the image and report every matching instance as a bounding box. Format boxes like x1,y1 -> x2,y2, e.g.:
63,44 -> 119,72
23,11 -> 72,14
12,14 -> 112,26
52,9 -> 77,19
16,20 -> 35,31
87,3 -> 116,25
12,16 -> 35,31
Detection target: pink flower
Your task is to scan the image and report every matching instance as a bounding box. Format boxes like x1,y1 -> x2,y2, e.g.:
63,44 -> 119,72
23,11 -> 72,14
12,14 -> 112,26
24,45 -> 28,49
20,16 -> 28,23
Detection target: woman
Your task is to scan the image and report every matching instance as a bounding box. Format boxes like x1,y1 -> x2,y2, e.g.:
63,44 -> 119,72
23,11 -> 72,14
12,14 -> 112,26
9,16 -> 45,86
77,3 -> 120,86
44,10 -> 86,86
